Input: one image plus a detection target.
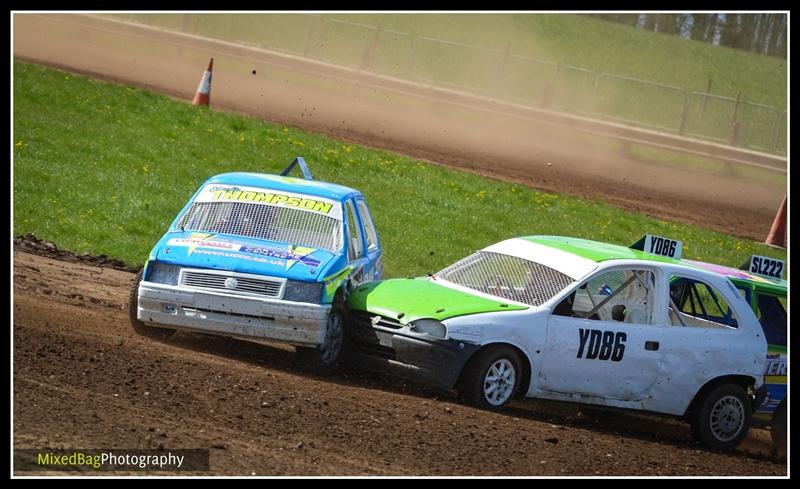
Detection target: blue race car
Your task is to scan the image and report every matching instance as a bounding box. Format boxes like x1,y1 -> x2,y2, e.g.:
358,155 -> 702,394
130,157 -> 383,372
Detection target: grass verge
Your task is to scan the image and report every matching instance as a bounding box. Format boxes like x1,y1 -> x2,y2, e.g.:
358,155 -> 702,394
13,60 -> 786,277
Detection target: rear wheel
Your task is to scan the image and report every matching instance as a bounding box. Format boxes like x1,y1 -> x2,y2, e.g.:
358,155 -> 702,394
457,346 -> 522,410
296,300 -> 349,374
129,269 -> 176,340
770,400 -> 787,457
690,383 -> 751,451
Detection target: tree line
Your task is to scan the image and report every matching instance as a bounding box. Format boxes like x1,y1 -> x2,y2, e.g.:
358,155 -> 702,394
587,14 -> 787,59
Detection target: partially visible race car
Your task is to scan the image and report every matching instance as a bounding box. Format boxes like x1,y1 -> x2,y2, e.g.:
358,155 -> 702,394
131,157 -> 383,372
684,254 -> 787,453
347,234 -> 767,450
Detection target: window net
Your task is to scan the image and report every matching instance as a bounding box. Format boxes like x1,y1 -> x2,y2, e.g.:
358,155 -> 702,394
437,251 -> 574,306
178,201 -> 342,252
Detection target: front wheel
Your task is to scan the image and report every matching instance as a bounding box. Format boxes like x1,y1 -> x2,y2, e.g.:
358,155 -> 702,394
457,346 -> 522,410
296,302 -> 349,374
129,269 -> 176,340
690,383 -> 752,451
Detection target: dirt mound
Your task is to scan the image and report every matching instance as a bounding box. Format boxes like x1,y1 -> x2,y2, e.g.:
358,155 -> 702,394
13,233 -> 141,273
12,249 -> 786,475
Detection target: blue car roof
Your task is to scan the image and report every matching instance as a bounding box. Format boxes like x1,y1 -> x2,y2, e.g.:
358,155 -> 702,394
203,172 -> 362,201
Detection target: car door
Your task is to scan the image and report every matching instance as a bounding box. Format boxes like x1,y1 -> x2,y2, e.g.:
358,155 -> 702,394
354,197 -> 383,282
752,290 -> 786,415
653,271 -> 761,415
538,267 -> 665,402
344,199 -> 369,287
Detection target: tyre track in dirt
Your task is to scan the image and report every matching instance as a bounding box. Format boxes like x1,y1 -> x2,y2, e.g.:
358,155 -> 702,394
12,250 -> 786,476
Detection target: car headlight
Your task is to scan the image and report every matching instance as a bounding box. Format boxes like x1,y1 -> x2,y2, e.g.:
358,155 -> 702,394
146,262 -> 181,285
409,319 -> 447,339
283,280 -> 324,303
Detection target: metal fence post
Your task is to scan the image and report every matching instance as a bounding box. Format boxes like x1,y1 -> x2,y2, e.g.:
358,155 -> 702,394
731,90 -> 742,123
181,14 -> 192,33
678,90 -> 689,134
541,63 -> 559,109
589,73 -> 601,114
772,111 -> 784,152
360,26 -> 381,71
227,15 -> 235,42
700,77 -> 712,118
409,35 -> 417,79
317,19 -> 328,61
728,90 -> 743,146
729,121 -> 742,146
493,41 -> 511,96
303,15 -> 317,57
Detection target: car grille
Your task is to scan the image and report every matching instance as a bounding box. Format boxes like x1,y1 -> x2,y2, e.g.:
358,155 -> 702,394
352,311 -> 404,330
350,311 -> 401,360
180,270 -> 284,298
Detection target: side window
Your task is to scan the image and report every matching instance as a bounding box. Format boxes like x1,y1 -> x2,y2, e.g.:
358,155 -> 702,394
345,200 -> 363,261
553,269 -> 655,324
736,285 -> 751,304
355,199 -> 379,252
668,277 -> 738,328
756,294 -> 787,347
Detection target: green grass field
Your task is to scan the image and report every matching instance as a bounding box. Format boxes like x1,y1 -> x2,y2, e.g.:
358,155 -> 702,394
106,13 -> 787,153
13,61 -> 786,277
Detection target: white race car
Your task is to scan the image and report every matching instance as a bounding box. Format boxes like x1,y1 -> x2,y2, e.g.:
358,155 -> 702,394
348,234 -> 768,450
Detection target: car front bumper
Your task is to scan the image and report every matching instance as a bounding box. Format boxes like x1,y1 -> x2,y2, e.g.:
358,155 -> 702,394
137,281 -> 331,346
349,311 -> 480,390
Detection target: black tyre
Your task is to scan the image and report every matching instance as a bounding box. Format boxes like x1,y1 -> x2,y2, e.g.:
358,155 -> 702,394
690,383 -> 752,451
457,345 -> 522,410
129,269 -> 176,340
296,300 -> 349,374
770,400 -> 787,456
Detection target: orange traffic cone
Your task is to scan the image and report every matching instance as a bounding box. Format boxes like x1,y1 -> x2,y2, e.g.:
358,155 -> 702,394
765,194 -> 787,248
192,57 -> 213,106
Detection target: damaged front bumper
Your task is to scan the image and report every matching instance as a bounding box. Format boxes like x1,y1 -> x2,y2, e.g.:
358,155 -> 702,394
349,312 -> 480,390
137,281 -> 331,346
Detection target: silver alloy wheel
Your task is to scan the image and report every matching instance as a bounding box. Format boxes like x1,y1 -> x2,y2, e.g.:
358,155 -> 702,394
483,358 -> 516,406
710,395 -> 745,442
319,312 -> 343,365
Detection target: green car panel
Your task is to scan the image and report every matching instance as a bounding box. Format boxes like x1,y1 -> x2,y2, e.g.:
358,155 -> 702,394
348,278 -> 527,325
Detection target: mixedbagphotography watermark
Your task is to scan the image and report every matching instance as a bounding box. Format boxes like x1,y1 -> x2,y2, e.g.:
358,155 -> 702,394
14,449 -> 210,472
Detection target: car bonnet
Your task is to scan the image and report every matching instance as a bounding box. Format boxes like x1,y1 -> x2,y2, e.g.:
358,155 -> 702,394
153,231 -> 339,281
348,277 -> 528,325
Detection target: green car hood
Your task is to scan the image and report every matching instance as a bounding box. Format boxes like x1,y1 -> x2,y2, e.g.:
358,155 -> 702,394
348,277 -> 527,325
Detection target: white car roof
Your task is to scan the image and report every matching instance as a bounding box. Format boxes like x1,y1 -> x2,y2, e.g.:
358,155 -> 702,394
484,238 -> 599,280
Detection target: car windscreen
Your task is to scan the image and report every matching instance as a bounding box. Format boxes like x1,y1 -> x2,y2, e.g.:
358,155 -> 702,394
437,251 -> 574,306
177,185 -> 343,253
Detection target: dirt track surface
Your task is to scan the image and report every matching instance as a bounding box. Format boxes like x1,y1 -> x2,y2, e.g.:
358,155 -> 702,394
12,14 -> 785,242
13,250 -> 786,476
